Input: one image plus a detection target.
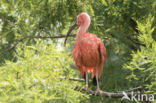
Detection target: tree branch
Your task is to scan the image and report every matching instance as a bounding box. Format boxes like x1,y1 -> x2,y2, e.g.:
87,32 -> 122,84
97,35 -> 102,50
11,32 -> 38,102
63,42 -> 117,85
75,85 -> 153,102
28,76 -> 153,102
60,77 -> 143,93
7,34 -> 76,51
59,76 -> 85,82
117,86 -> 143,93
62,77 -> 153,102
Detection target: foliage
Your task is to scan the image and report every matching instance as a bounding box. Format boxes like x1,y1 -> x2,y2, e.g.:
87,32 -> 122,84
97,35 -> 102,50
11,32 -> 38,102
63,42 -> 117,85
0,0 -> 155,103
0,0 -> 85,63
124,16 -> 156,93
0,43 -> 88,103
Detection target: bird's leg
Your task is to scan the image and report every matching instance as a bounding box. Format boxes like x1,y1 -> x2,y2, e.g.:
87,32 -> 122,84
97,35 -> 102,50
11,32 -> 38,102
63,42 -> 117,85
95,67 -> 102,95
85,69 -> 88,91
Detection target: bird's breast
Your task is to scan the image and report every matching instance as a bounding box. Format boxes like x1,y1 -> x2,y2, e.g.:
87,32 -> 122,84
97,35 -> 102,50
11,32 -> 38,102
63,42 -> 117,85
73,37 -> 100,67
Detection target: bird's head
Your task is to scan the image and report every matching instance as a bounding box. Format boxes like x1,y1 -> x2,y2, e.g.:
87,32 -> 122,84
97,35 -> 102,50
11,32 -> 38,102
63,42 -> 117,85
64,12 -> 90,46
77,12 -> 90,25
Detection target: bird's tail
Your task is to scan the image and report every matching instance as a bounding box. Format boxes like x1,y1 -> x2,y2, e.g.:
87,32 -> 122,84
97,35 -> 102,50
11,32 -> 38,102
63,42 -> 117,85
92,76 -> 98,86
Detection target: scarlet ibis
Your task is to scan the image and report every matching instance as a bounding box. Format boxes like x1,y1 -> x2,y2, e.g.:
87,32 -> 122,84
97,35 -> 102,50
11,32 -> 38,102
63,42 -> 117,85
64,12 -> 106,94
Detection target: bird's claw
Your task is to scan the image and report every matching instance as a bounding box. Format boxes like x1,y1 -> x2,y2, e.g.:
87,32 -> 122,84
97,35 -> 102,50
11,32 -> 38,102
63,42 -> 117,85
94,89 -> 102,95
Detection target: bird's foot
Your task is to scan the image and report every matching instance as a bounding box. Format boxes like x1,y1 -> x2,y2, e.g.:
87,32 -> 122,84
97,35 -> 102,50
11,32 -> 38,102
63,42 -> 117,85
95,89 -> 102,95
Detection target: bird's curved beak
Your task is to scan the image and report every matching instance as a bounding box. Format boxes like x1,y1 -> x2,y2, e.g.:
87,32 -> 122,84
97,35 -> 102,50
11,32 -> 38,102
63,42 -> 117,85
64,21 -> 77,46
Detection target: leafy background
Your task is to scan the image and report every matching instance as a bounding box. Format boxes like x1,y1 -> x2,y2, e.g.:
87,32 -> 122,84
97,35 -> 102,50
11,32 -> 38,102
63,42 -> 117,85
0,0 -> 155,103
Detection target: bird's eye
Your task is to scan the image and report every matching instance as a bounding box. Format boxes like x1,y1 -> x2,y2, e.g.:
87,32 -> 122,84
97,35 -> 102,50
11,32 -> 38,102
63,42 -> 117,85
78,17 -> 81,22
77,17 -> 81,24
78,17 -> 81,21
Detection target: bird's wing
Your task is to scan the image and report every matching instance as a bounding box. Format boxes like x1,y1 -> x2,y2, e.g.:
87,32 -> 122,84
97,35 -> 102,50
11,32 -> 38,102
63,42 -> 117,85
72,42 -> 86,78
100,42 -> 106,64
97,42 -> 106,78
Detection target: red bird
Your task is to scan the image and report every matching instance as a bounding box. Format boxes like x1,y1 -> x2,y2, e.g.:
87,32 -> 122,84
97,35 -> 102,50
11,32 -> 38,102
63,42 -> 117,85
64,12 -> 106,94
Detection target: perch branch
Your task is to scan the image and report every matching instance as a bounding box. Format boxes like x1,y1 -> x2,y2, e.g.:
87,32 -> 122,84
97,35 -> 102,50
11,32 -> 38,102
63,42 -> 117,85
60,77 -> 143,92
75,85 -> 153,102
62,77 -> 153,102
28,76 -> 153,102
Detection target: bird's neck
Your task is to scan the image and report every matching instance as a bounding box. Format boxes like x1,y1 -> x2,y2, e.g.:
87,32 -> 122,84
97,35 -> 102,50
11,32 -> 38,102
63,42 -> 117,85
76,21 -> 90,40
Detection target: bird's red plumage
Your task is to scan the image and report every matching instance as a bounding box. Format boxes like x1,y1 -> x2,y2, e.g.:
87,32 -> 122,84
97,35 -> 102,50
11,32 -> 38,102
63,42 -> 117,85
72,32 -> 106,78
65,12 -> 106,93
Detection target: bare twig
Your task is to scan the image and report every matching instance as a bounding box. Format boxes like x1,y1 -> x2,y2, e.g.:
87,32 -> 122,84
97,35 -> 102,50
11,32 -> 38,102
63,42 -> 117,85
75,85 -> 153,102
60,77 -> 143,92
28,76 -> 153,102
61,77 -> 153,102
6,34 -> 76,51
59,76 -> 84,82
117,86 -> 143,93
